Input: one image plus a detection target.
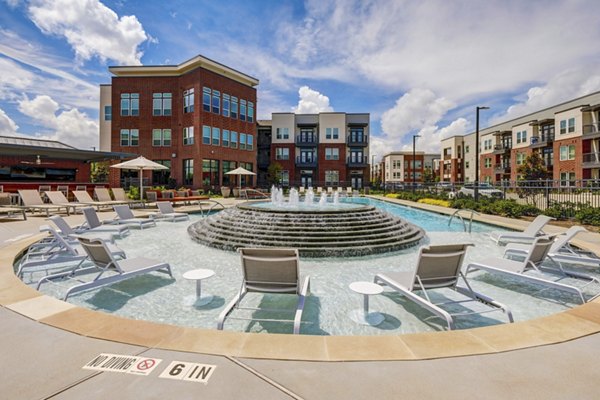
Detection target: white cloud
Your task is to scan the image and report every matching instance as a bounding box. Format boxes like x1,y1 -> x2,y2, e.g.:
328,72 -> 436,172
4,0 -> 21,8
0,108 -> 18,135
28,0 -> 149,65
292,86 -> 333,114
18,95 -> 98,149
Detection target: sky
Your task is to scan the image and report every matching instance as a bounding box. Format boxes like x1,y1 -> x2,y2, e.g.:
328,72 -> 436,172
1,0 -> 600,161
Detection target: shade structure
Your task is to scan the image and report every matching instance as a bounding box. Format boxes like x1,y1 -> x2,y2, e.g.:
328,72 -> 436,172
110,156 -> 168,200
225,166 -> 256,189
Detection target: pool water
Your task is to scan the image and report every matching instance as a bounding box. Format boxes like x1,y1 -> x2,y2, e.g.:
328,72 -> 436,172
28,198 -> 598,336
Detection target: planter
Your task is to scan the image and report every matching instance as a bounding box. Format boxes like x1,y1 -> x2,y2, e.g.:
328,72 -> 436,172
221,187 -> 231,198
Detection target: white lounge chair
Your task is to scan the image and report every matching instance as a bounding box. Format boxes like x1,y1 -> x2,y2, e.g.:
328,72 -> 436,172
466,236 -> 600,304
110,205 -> 156,229
81,207 -> 130,237
217,248 -> 310,334
112,188 -> 144,208
374,243 -> 513,330
73,190 -> 114,210
49,215 -> 117,243
18,189 -> 70,217
45,191 -> 87,214
94,188 -> 129,206
153,201 -> 190,222
489,215 -> 554,244
37,237 -> 172,300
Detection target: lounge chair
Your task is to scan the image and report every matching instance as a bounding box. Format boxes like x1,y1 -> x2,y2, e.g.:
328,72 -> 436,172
94,188 -> 129,206
45,191 -> 87,214
49,215 -> 117,243
81,207 -> 130,237
217,248 -> 311,334
112,188 -> 144,208
73,190 -> 113,210
37,237 -> 172,300
110,205 -> 156,229
316,187 -> 323,194
299,186 -> 306,195
346,187 -> 352,196
18,189 -> 70,217
327,187 -> 333,194
17,224 -> 125,278
374,244 -> 513,330
0,206 -> 26,220
466,236 -> 599,304
153,201 -> 190,222
489,215 -> 554,244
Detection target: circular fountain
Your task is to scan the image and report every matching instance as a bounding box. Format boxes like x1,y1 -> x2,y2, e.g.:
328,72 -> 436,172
188,187 -> 425,257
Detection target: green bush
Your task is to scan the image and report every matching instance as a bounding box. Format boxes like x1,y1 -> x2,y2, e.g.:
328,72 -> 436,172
575,205 -> 600,226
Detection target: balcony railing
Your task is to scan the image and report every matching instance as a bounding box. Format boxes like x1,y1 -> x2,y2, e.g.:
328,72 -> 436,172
530,134 -> 555,147
582,152 -> 600,167
295,135 -> 318,146
347,136 -> 368,146
493,144 -> 512,153
347,155 -> 368,167
295,156 -> 317,167
583,123 -> 600,135
494,164 -> 511,173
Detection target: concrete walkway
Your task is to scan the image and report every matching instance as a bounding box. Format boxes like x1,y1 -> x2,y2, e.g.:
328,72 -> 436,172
2,198 -> 600,399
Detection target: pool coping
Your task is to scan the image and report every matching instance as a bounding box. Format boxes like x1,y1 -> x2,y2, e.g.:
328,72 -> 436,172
2,198 -> 600,362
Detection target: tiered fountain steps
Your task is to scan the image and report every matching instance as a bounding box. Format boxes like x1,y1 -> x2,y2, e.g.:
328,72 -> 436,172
188,202 -> 425,257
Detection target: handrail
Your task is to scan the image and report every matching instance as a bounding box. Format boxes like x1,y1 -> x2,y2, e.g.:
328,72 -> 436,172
198,199 -> 225,216
448,209 -> 480,233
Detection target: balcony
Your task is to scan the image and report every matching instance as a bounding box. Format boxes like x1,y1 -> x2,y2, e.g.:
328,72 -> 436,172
295,156 -> 317,168
529,134 -> 555,149
493,144 -> 511,154
583,123 -> 600,139
295,135 -> 318,147
346,136 -> 368,147
443,154 -> 452,160
347,155 -> 368,167
494,165 -> 511,174
582,152 -> 600,168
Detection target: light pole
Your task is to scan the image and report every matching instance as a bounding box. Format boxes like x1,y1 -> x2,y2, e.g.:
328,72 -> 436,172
412,134 -> 420,192
474,106 -> 490,201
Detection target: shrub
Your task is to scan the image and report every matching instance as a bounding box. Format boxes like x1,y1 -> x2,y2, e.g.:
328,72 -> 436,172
418,198 -> 451,207
575,205 -> 600,226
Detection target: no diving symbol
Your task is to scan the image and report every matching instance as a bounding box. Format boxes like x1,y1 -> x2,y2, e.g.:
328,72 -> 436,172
129,357 -> 161,376
137,359 -> 156,371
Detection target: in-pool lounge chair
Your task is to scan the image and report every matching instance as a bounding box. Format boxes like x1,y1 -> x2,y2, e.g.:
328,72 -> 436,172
37,237 -> 172,300
489,215 -> 554,245
18,189 -> 70,217
73,190 -> 113,210
153,201 -> 190,222
81,207 -> 130,237
49,215 -> 117,243
218,248 -> 311,334
112,188 -> 144,208
374,243 -> 513,330
466,236 -> 599,304
45,191 -> 86,214
110,205 -> 156,229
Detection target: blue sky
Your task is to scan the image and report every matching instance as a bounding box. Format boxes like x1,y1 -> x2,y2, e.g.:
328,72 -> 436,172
1,0 -> 600,160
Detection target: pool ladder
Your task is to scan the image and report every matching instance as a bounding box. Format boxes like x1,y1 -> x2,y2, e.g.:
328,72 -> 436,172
448,209 -> 480,233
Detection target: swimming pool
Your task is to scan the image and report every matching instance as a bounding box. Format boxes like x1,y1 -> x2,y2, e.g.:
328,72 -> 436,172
26,198 -> 596,336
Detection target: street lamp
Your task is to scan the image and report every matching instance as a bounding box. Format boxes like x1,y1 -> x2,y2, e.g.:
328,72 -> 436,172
412,134 -> 420,192
474,106 -> 490,201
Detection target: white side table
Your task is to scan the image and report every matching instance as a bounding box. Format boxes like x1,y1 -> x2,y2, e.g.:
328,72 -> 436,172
349,281 -> 385,326
183,268 -> 215,306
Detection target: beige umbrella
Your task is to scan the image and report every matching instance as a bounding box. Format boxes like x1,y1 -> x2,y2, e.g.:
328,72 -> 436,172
111,156 -> 169,200
225,166 -> 256,189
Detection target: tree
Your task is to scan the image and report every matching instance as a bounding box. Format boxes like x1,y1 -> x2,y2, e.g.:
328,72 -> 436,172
267,162 -> 283,186
90,161 -> 110,183
423,167 -> 435,183
516,152 -> 549,207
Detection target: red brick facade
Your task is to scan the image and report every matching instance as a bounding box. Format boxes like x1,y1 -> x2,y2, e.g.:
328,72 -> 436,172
553,137 -> 581,181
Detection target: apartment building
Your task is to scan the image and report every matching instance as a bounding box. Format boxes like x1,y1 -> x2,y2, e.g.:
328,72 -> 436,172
99,55 -> 259,190
440,91 -> 600,185
383,151 -> 438,186
269,112 -> 370,188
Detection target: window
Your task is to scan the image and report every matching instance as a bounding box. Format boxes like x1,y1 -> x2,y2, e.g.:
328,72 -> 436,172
560,172 -> 575,187
202,125 -> 211,145
222,130 -> 229,147
104,105 -> 112,121
240,100 -> 246,121
231,131 -> 238,148
559,144 -> 576,161
568,117 -> 575,133
276,127 -> 289,139
152,93 -> 172,116
484,158 -> 491,168
516,130 -> 527,144
239,133 -> 246,150
202,87 -> 211,112
465,145 -> 469,153
248,101 -> 254,123
222,94 -> 230,117
280,170 -> 289,186
560,120 -> 567,134
120,93 -> 139,116
246,134 -> 253,150
152,129 -> 171,146
326,127 -> 339,139
325,170 -> 339,186
212,127 -> 220,146
184,88 -> 194,113
516,152 -> 526,165
183,126 -> 194,145
222,161 -> 236,186
212,90 -> 220,114
325,148 -> 339,160
202,159 -> 219,187
276,148 -> 289,160
231,97 -> 238,119
183,159 -> 194,185
120,129 -> 138,146
465,161 -> 470,169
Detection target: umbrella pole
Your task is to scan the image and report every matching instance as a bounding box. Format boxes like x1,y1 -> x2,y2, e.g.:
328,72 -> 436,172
139,168 -> 143,201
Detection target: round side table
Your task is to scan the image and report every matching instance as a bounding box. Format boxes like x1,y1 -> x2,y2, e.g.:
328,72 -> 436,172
349,281 -> 385,326
182,268 -> 215,306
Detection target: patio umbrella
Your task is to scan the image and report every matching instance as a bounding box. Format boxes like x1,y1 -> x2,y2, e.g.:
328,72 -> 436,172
110,156 -> 168,200
225,166 -> 256,189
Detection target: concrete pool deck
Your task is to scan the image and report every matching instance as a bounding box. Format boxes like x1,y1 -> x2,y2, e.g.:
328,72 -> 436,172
2,196 -> 600,398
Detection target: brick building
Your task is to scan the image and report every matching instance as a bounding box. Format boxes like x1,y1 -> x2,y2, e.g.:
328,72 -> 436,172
100,55 -> 259,191
266,112 -> 370,188
382,151 -> 438,187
